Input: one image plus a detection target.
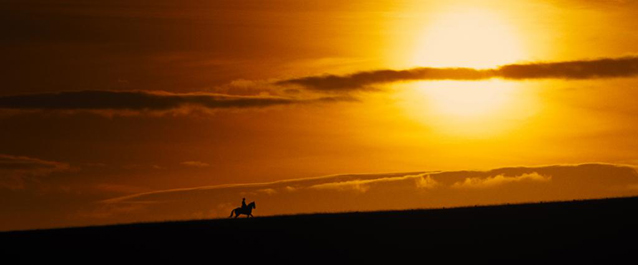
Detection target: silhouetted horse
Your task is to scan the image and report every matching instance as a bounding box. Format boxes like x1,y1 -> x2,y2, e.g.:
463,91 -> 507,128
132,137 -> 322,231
229,202 -> 256,218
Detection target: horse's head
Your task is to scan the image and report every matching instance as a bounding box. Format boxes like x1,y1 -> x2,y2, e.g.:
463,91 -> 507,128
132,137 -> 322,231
249,201 -> 256,209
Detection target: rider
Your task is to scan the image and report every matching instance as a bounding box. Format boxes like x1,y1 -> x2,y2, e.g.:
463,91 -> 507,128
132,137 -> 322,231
241,198 -> 247,209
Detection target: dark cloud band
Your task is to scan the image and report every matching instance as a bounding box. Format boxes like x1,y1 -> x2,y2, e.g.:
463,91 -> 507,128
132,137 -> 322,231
0,90 -> 347,111
278,57 -> 638,91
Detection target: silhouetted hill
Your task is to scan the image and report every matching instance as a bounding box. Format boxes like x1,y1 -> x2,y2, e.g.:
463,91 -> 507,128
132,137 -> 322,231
3,196 -> 638,264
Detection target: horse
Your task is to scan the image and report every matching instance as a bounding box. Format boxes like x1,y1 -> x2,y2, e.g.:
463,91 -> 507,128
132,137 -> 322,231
229,202 -> 256,218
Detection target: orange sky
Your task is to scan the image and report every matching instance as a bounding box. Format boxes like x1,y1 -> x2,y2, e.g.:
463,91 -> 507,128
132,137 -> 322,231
2,0 -> 638,231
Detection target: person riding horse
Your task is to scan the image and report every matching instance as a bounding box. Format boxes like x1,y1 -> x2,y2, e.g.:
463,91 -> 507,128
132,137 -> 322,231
230,198 -> 256,218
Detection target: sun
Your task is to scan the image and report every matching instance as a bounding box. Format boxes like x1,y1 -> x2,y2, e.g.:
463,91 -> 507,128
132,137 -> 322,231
391,7 -> 535,136
409,7 -> 526,69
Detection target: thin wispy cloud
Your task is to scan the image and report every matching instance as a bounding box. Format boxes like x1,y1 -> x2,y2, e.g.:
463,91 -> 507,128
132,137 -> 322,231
0,154 -> 70,189
451,173 -> 551,189
180,161 -> 211,168
308,173 -> 439,193
278,56 -> 638,91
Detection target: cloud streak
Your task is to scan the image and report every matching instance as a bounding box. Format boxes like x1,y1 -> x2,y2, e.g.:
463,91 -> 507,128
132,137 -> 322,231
309,173 -> 439,193
452,173 -> 551,189
180,161 -> 211,168
0,154 -> 70,189
0,90 -> 351,113
277,56 -> 638,91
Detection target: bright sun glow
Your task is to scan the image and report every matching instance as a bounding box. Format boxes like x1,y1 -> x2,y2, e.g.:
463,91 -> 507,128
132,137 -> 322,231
423,80 -> 512,118
391,6 -> 536,136
410,7 -> 526,69
396,80 -> 538,137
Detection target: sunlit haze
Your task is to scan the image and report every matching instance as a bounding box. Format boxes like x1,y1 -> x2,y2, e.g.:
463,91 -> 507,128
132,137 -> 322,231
2,0 -> 638,231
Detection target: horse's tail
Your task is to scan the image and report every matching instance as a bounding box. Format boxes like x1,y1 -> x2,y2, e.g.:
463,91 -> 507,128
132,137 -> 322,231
229,209 -> 235,218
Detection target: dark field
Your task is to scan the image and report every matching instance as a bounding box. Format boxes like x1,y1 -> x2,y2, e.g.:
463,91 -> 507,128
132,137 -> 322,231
3,196 -> 638,264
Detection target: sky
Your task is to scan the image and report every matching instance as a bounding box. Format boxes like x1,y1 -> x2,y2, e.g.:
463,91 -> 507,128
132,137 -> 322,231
2,0 -> 638,231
